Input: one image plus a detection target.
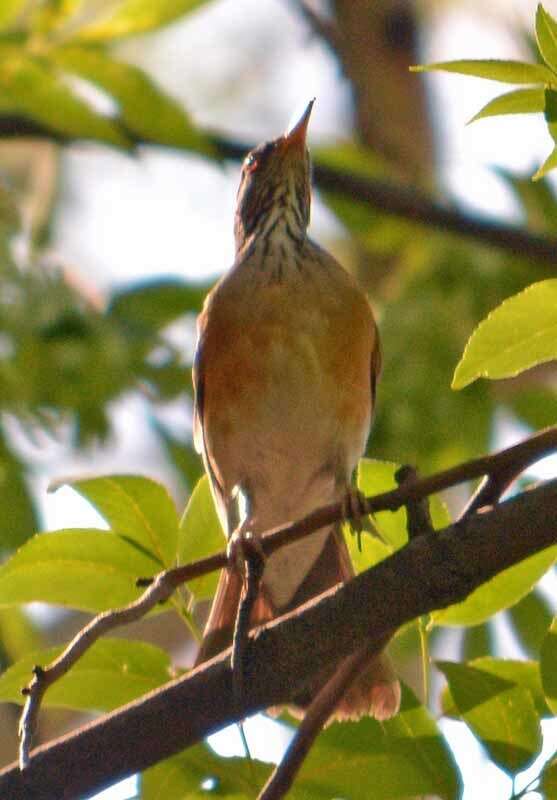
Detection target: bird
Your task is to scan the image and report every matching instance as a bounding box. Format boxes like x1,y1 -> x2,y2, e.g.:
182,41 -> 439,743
192,100 -> 400,722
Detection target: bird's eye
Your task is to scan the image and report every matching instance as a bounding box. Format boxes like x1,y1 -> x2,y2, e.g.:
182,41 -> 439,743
244,153 -> 258,172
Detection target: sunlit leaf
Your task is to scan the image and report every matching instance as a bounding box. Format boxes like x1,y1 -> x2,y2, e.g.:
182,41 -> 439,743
64,475 -> 179,568
74,0 -> 211,41
0,607 -> 43,665
437,660 -> 542,774
0,48 -> 130,147
142,742 -> 272,799
0,529 -> 157,611
178,476 -> 224,601
433,545 -> 557,626
536,4 -> 557,75
440,657 -> 551,720
50,46 -> 215,156
469,88 -> 545,123
412,59 -> 556,85
453,279 -> 557,388
0,0 -> 26,32
540,616 -> 557,714
534,145 -> 557,179
0,639 -> 172,710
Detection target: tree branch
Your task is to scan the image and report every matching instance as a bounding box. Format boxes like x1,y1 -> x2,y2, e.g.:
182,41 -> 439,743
2,477 -> 557,799
1,114 -> 556,265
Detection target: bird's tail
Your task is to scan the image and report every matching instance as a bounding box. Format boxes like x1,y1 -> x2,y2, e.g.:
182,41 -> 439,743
194,524 -> 400,722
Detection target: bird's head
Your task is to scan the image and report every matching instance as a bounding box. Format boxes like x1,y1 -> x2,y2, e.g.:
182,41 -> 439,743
234,100 -> 314,254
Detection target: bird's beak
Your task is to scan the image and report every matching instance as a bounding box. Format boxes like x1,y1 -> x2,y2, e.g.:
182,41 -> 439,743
281,99 -> 315,154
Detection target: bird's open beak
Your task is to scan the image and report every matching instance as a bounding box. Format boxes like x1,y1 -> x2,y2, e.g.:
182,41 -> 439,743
281,99 -> 315,154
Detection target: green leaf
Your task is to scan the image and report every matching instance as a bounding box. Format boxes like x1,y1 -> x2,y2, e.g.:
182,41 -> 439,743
65,475 -> 179,568
411,59 -> 557,85
540,616 -> 557,714
74,0 -> 211,41
0,0 -> 26,31
0,639 -> 172,710
142,742 -> 272,799
545,88 -> 557,144
0,607 -> 43,665
50,46 -> 215,157
437,660 -> 542,774
293,684 -> 460,799
534,144 -> 557,179
453,279 -> 557,388
0,529 -> 156,611
461,622 -> 494,661
469,88 -> 545,123
433,545 -> 557,627
0,48 -> 130,148
440,657 -> 551,720
541,756 -> 557,798
536,4 -> 557,75
508,589 -> 553,656
0,437 -> 39,550
108,278 -> 211,330
508,388 -> 557,430
178,476 -> 224,601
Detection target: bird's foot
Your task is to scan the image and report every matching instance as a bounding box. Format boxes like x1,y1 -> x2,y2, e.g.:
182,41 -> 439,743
227,524 -> 265,577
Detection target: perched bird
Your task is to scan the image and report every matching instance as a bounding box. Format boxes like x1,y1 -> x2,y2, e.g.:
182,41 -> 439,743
193,101 -> 400,721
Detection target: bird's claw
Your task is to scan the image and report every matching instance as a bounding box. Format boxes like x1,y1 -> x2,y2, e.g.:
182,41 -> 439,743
227,525 -> 265,578
342,488 -> 369,552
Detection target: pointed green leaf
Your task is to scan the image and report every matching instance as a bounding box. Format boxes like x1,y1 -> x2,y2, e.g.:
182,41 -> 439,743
440,657 -> 550,720
453,279 -> 557,388
433,545 -> 557,626
0,437 -> 38,550
437,660 -> 542,774
0,48 -> 130,147
293,684 -> 460,799
534,144 -> 557,179
74,0 -> 211,41
0,639 -> 172,710
469,88 -> 545,123
536,5 -> 557,75
0,529 -> 156,611
540,616 -> 557,714
545,88 -> 557,144
412,59 -> 556,85
50,47 -> 215,157
461,622 -> 494,661
178,476 -> 224,601
65,475 -> 179,568
108,278 -> 211,329
508,589 -> 553,656
142,742 -> 272,799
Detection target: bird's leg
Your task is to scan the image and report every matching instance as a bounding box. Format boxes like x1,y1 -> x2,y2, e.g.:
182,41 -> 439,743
228,522 -> 266,717
342,487 -> 369,552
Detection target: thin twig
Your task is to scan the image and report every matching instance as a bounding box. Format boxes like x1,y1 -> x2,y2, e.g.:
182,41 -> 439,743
17,426 -> 557,768
258,639 -> 387,800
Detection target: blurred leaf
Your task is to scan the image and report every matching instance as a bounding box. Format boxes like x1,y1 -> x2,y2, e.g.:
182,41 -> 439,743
412,59 -> 556,84
74,0 -> 211,41
437,660 -> 542,774
65,474 -> 179,568
534,144 -> 557,179
0,48 -> 130,147
508,588 -> 553,656
540,616 -> 557,714
0,639 -> 172,710
108,278 -> 210,330
0,433 -> 38,551
461,622 -> 494,661
292,684 -> 460,799
0,529 -> 157,611
469,88 -> 545,122
50,46 -> 215,157
541,756 -> 557,798
440,657 -> 550,720
453,279 -> 557,389
155,422 -> 203,492
0,607 -> 43,666
178,475 -> 224,601
495,166 -> 557,232
0,1 -> 26,32
142,742 -> 272,799
433,545 -> 557,627
545,88 -> 557,144
507,388 -> 557,429
536,4 -> 557,75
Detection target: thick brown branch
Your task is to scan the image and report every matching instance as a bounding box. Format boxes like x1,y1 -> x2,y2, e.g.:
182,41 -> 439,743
1,114 -> 556,265
2,478 -> 557,799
